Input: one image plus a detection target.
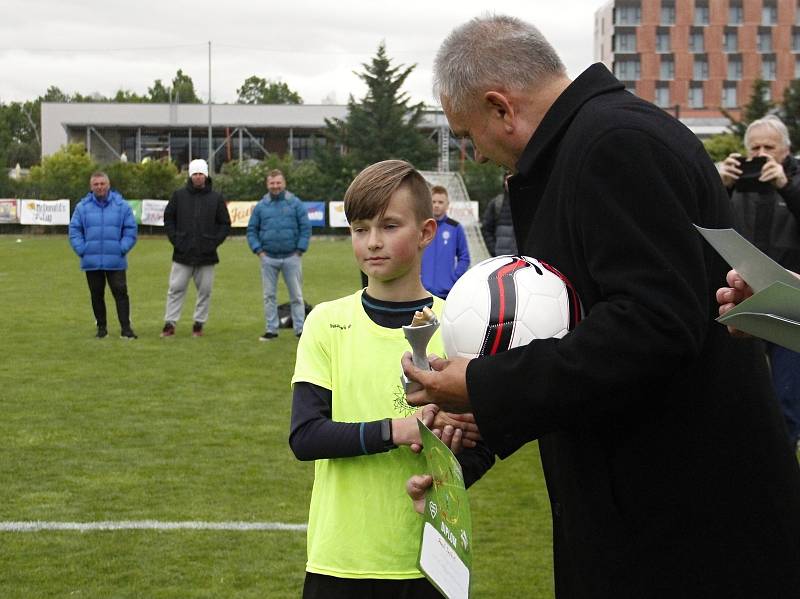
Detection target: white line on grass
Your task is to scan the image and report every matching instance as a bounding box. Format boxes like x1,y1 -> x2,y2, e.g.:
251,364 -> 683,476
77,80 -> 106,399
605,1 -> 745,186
0,521 -> 307,532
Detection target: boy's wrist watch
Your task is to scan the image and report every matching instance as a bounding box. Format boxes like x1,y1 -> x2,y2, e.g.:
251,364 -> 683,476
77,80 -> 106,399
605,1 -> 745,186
381,418 -> 397,450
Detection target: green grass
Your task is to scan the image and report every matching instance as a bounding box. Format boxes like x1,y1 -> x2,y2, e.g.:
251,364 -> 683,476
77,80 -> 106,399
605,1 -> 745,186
0,234 -> 554,598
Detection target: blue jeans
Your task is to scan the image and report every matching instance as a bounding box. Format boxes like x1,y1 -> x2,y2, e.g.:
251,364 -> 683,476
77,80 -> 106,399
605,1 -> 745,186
260,253 -> 304,334
768,343 -> 800,445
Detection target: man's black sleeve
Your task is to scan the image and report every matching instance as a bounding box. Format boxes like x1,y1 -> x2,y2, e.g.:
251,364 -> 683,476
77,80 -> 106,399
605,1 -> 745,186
289,381 -> 389,460
457,441 -> 495,488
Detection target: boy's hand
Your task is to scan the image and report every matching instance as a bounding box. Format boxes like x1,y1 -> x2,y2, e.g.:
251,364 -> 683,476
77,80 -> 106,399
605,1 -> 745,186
406,474 -> 433,514
393,405 -> 438,452
432,411 -> 481,451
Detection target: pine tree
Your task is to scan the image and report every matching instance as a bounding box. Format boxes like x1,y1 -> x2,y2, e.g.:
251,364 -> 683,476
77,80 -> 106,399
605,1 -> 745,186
722,79 -> 774,139
316,43 -> 438,198
781,80 -> 800,151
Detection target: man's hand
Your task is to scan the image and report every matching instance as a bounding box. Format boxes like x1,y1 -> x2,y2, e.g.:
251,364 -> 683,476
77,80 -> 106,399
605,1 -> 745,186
719,153 -> 743,188
759,154 -> 788,189
402,352 -> 472,413
431,411 -> 481,452
257,251 -> 266,258
716,269 -> 754,336
406,474 -> 433,514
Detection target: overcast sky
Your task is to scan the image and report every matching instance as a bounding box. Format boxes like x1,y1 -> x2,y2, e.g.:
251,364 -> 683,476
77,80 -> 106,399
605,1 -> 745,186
1,0 -> 607,106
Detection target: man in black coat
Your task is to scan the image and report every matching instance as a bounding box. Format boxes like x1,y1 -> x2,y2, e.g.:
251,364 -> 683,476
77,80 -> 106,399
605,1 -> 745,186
481,173 -> 517,256
161,159 -> 231,337
404,15 -> 800,598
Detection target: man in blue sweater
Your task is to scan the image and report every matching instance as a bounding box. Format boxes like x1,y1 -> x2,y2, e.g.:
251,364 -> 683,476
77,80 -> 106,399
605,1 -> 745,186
421,185 -> 470,298
69,171 -> 138,339
247,169 -> 311,340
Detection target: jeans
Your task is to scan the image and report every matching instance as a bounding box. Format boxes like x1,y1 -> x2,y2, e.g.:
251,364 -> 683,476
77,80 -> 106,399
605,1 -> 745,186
85,270 -> 130,329
164,262 -> 215,324
260,253 -> 304,334
768,343 -> 800,445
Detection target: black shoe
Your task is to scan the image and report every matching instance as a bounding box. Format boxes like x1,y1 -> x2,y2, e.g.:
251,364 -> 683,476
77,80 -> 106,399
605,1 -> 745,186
160,322 -> 176,338
259,331 -> 278,341
120,329 -> 138,339
192,322 -> 204,337
295,331 -> 302,338
96,327 -> 108,339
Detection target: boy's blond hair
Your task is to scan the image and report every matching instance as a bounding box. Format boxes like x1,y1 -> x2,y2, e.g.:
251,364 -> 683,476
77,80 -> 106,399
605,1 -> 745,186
344,160 -> 432,223
430,185 -> 448,197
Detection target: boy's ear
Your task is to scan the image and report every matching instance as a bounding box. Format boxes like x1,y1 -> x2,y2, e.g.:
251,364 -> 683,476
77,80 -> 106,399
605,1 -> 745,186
419,218 -> 437,249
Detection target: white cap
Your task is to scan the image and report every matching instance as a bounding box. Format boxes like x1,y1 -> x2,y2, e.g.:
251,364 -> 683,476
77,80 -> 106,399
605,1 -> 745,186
188,159 -> 209,177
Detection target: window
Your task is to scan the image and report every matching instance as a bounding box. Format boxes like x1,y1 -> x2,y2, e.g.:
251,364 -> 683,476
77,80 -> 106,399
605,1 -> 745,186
758,29 -> 773,52
795,56 -> 800,78
722,84 -> 738,108
660,56 -> 675,80
688,84 -> 704,108
655,84 -> 671,108
695,1 -> 710,25
723,28 -> 738,52
656,28 -> 671,52
793,27 -> 800,51
727,55 -> 743,80
614,59 -> 641,80
762,56 -> 777,80
615,4 -> 641,25
762,1 -> 778,25
762,86 -> 772,102
729,1 -> 743,25
694,56 -> 709,80
614,31 -> 637,52
689,27 -> 705,52
661,1 -> 676,25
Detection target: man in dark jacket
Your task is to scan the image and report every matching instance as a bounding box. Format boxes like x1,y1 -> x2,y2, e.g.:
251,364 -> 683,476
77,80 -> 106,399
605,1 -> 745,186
719,115 -> 800,450
403,15 -> 800,598
481,173 -> 517,256
246,169 -> 310,340
69,171 -> 138,339
161,159 -> 231,338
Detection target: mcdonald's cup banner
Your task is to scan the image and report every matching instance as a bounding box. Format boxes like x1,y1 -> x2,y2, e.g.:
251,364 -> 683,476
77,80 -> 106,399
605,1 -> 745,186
141,200 -> 168,226
0,199 -> 19,223
125,200 -> 143,223
328,201 -> 349,228
19,199 -> 70,225
304,201 -> 326,227
227,201 -> 257,228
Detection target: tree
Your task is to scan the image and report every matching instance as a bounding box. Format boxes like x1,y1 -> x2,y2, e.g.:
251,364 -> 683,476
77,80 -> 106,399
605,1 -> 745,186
236,76 -> 302,104
781,79 -> 800,151
27,143 -> 97,203
147,79 -> 171,103
147,69 -> 201,103
722,78 -> 774,139
702,133 -> 745,163
316,42 -> 438,198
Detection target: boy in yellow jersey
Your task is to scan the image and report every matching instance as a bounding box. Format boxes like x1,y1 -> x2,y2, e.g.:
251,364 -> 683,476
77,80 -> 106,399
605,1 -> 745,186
290,160 -> 494,598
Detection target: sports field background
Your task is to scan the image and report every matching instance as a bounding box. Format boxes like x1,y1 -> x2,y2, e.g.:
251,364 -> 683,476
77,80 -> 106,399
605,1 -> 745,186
1,234 -> 554,598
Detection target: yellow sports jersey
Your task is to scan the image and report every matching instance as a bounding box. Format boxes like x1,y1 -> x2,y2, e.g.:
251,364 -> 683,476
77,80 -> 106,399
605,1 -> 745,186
291,290 -> 446,579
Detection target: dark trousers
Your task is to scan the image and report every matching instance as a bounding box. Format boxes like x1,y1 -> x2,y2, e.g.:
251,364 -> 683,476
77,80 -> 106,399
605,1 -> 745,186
769,343 -> 800,445
303,572 -> 442,599
85,270 -> 130,330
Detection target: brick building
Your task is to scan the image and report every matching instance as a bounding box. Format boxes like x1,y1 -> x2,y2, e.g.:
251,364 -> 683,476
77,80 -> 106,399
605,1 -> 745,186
595,0 -> 799,125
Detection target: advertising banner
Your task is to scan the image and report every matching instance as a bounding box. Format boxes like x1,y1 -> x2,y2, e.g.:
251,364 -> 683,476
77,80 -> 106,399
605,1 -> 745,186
19,199 -> 71,225
447,201 -> 480,225
228,201 -> 257,228
328,201 -> 349,228
304,201 -> 326,227
0,199 -> 18,223
141,199 -> 168,226
125,200 -> 143,223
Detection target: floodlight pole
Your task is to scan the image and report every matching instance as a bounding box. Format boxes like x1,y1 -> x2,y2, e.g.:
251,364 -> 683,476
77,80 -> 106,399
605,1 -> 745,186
208,40 -> 213,173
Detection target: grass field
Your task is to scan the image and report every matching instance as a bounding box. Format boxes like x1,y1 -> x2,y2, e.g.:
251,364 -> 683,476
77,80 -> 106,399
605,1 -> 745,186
0,234 -> 554,598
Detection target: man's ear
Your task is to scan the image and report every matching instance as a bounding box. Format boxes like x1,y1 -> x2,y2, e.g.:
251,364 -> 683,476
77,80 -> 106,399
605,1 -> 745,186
484,91 -> 515,133
420,218 -> 437,248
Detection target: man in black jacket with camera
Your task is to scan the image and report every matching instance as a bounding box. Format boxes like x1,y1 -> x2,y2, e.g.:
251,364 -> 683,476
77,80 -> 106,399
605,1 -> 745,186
719,115 -> 800,450
161,159 -> 231,338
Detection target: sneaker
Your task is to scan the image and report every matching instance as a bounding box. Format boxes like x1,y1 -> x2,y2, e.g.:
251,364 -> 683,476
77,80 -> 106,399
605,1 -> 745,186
96,326 -> 108,339
192,322 -> 204,337
120,328 -> 138,340
160,322 -> 176,338
295,331 -> 302,338
259,331 -> 278,341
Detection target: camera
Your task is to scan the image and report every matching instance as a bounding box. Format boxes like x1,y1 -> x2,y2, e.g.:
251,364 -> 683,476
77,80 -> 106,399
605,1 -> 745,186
734,156 -> 769,192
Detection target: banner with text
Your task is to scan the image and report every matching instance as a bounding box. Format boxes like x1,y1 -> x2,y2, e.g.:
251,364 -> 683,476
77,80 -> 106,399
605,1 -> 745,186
328,201 -> 349,228
125,200 -> 143,223
0,199 -> 19,223
304,201 -> 326,227
228,201 -> 256,228
19,199 -> 71,225
141,199 -> 168,226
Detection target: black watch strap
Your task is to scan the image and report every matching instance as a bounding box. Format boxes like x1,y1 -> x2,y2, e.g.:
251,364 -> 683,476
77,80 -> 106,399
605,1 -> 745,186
381,418 -> 397,451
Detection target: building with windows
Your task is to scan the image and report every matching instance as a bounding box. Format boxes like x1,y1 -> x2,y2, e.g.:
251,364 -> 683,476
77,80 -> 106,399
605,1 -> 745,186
595,0 -> 799,131
40,102 -> 453,172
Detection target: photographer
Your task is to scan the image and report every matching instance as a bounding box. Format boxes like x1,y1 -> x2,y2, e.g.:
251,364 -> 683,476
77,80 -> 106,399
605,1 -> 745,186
719,114 -> 800,451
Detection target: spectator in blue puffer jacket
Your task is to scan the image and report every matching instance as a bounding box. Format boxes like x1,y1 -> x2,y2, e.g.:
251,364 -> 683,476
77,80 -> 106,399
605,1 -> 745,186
421,185 -> 470,298
247,169 -> 311,340
68,171 -> 138,339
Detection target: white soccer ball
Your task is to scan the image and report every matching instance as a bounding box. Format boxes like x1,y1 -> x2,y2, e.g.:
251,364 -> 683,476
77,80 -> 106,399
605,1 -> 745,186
441,255 -> 581,359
